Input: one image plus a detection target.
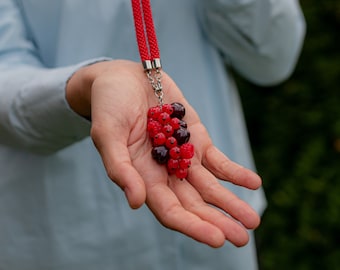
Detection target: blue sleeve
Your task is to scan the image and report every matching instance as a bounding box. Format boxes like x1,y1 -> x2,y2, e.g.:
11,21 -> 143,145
0,0 -> 101,154
199,0 -> 306,86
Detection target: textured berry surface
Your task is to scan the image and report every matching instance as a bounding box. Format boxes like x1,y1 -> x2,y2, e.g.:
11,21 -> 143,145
176,168 -> 188,179
151,146 -> 169,164
153,132 -> 167,146
173,128 -> 190,145
180,143 -> 195,159
147,103 -> 194,179
171,102 -> 186,120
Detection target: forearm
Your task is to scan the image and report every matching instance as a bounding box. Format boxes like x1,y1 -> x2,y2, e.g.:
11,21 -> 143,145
199,0 -> 306,85
0,63 -> 93,154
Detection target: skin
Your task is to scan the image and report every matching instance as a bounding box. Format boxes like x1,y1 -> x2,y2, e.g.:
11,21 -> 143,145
66,59 -> 262,248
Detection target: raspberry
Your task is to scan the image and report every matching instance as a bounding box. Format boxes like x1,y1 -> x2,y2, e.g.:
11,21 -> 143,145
180,143 -> 195,159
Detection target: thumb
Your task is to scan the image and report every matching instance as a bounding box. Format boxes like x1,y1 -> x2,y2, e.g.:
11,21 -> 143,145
91,126 -> 147,209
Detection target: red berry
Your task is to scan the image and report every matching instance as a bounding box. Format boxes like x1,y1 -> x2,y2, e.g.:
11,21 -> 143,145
169,146 -> 181,159
158,112 -> 171,125
165,137 -> 178,149
162,104 -> 174,115
153,132 -> 166,146
162,124 -> 174,137
148,106 -> 161,120
147,121 -> 162,138
179,159 -> 191,169
170,117 -> 181,130
180,143 -> 195,159
176,168 -> 188,179
167,159 -> 179,174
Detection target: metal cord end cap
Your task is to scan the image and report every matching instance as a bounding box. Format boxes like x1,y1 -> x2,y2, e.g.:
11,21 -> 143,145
142,60 -> 153,71
152,58 -> 162,69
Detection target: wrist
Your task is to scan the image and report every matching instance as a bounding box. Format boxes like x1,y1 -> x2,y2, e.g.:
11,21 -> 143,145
66,61 -> 110,119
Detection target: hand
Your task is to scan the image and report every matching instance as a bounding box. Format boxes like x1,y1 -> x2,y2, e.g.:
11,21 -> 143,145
66,60 -> 262,248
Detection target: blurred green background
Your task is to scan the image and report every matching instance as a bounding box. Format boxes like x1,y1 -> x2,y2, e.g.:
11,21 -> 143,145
236,0 -> 340,269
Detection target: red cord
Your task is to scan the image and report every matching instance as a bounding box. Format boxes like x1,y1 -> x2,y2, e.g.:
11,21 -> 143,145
131,0 -> 160,63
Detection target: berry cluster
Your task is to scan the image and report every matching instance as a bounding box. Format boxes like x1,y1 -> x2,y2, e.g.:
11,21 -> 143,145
147,102 -> 194,179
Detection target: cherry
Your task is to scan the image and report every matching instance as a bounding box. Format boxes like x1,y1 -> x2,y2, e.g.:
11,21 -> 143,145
171,102 -> 185,119
173,128 -> 190,145
151,146 -> 169,164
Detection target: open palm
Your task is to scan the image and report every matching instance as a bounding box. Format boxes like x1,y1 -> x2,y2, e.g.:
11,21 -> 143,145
76,60 -> 261,248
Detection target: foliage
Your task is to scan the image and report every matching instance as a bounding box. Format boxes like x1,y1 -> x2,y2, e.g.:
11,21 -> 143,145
236,0 -> 340,269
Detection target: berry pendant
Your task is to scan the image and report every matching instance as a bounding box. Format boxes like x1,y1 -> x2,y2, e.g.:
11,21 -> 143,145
147,102 -> 194,179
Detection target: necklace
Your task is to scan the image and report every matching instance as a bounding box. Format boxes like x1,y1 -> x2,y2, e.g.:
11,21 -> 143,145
131,0 -> 194,179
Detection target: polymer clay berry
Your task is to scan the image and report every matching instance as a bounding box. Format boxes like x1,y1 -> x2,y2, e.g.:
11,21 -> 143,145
147,102 -> 194,179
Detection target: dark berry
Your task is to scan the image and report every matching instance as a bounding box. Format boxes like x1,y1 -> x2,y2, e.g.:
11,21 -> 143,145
152,146 -> 169,164
173,128 -> 190,145
171,102 -> 185,119
179,119 -> 187,129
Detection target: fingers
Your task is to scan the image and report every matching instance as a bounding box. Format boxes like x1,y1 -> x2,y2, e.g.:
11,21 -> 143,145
203,145 -> 262,190
188,160 -> 261,230
91,125 -> 146,209
145,180 -> 226,248
169,178 -> 250,247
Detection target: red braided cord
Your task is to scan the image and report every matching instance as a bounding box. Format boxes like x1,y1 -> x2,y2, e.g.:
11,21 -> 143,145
131,0 -> 160,62
141,0 -> 160,59
131,0 -> 149,62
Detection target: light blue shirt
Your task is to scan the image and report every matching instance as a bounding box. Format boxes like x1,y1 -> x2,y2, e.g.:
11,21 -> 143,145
0,0 -> 305,269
